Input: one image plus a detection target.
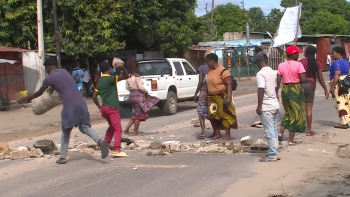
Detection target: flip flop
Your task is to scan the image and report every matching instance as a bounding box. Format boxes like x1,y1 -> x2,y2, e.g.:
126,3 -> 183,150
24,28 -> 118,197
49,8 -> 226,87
123,130 -> 130,135
56,158 -> 67,164
288,142 -> 296,146
263,155 -> 281,160
111,151 -> 129,157
306,131 -> 316,136
259,157 -> 278,162
334,124 -> 349,129
197,134 -> 206,139
99,140 -> 109,159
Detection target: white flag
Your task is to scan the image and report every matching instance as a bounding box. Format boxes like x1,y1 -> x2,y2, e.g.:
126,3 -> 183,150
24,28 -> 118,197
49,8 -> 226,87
271,4 -> 302,47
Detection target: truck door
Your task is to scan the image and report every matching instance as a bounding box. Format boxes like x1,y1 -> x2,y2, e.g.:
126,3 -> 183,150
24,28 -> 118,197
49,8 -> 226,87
181,61 -> 199,97
172,60 -> 187,98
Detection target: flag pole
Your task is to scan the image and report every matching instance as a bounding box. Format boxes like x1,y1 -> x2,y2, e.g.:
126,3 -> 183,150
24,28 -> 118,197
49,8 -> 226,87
294,3 -> 301,45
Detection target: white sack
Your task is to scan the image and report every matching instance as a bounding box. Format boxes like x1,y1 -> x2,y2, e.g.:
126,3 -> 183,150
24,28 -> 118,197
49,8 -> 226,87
32,87 -> 61,115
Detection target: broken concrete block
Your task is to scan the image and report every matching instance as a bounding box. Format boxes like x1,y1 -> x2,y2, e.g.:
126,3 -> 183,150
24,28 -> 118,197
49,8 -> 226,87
190,118 -> 198,124
163,141 -> 181,151
150,141 -> 163,149
192,141 -> 202,148
76,143 -> 88,150
146,151 -> 158,156
158,150 -> 166,156
68,139 -> 78,149
249,144 -> 268,153
181,144 -> 192,152
195,144 -> 227,154
121,142 -> 127,150
83,148 -> 94,155
17,146 -> 29,151
240,136 -> 253,146
128,143 -> 135,150
33,140 -> 56,154
256,139 -> 268,145
10,150 -> 30,160
29,148 -> 44,158
0,142 -> 12,156
135,140 -> 151,150
209,140 -> 226,147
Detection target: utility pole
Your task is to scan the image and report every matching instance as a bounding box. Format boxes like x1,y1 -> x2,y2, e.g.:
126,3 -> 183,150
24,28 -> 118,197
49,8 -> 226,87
241,0 -> 245,10
295,0 -> 298,6
52,0 -> 62,68
210,0 -> 214,40
205,3 -> 208,14
37,0 -> 45,82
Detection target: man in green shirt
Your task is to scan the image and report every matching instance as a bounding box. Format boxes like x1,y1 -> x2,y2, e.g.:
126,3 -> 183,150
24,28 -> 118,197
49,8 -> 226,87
93,59 -> 129,157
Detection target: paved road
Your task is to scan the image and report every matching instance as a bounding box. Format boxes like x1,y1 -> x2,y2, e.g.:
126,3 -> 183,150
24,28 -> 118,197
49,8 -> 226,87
0,87 -> 338,197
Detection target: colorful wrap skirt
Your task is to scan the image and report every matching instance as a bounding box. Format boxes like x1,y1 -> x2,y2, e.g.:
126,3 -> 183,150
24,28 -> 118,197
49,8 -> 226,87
281,83 -> 306,132
207,92 -> 238,129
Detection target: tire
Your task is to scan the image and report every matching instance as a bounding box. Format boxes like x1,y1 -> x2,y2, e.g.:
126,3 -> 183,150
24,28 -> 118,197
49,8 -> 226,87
161,91 -> 177,115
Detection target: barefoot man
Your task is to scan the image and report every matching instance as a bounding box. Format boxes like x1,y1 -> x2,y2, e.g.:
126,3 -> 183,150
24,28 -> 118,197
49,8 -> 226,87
20,58 -> 109,164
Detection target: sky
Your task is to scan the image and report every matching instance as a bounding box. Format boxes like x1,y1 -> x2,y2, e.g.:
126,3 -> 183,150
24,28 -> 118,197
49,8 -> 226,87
195,0 -> 283,16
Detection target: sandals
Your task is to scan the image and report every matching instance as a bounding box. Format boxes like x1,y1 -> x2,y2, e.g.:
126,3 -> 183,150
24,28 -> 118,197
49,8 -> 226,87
111,151 -> 129,157
123,130 -> 130,135
288,142 -> 297,146
259,157 -> 278,162
197,134 -> 206,139
334,124 -> 349,129
56,158 -> 67,164
278,134 -> 283,142
306,131 -> 316,136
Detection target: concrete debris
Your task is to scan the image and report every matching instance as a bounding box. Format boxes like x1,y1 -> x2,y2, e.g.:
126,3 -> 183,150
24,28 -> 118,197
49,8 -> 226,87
150,141 -> 163,149
10,150 -> 30,160
86,141 -> 100,150
209,140 -> 226,146
337,144 -> 350,159
169,135 -> 176,138
0,143 -> 12,159
240,136 -> 253,146
128,143 -> 135,150
33,140 -> 56,154
68,139 -> 78,149
44,155 -> 52,159
29,148 -> 44,158
121,142 -> 128,150
163,141 -> 181,152
251,121 -> 263,128
83,148 -> 95,155
135,140 -> 151,150
192,141 -> 202,148
133,167 -> 138,170
256,139 -> 268,145
195,144 -> 228,154
76,143 -> 88,151
68,148 -> 78,152
17,146 -> 29,151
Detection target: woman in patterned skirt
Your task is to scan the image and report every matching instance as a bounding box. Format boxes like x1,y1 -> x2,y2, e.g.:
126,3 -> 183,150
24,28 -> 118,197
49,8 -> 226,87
205,53 -> 238,140
328,46 -> 350,129
123,58 -> 160,136
194,51 -> 213,139
277,46 -> 313,146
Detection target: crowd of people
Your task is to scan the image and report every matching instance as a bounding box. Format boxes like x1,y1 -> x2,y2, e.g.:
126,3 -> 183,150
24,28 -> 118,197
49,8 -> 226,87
19,45 -> 350,164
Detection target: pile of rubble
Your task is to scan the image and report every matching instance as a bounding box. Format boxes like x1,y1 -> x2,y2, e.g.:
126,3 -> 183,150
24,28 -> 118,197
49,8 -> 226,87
0,140 -> 59,160
0,135 -> 269,160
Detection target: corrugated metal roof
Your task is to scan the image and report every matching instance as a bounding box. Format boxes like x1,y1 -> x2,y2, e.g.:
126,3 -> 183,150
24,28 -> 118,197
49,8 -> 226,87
197,39 -> 272,48
0,46 -> 34,52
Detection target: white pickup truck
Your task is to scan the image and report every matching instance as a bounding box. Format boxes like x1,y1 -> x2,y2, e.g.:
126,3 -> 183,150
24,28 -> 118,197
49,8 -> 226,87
117,58 -> 199,115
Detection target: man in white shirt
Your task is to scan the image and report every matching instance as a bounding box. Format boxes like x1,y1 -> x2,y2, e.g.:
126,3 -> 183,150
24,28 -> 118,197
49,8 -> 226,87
255,51 -> 280,162
82,65 -> 91,98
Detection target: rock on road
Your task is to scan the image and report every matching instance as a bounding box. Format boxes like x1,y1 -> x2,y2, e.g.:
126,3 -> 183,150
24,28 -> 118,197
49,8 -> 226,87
0,86 -> 341,197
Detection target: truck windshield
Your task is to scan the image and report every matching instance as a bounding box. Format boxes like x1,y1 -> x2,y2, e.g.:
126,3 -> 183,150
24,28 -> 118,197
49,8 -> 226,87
139,60 -> 170,76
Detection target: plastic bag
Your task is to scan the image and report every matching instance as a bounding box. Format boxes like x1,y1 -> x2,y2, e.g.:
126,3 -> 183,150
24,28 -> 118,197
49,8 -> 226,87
31,87 -> 61,115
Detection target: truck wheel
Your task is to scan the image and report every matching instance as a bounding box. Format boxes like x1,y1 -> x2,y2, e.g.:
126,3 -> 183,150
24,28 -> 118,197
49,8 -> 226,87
162,91 -> 177,115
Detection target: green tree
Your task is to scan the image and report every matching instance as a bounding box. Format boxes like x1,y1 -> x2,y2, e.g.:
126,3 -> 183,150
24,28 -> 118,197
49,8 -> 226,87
280,0 -> 350,34
302,11 -> 349,35
248,7 -> 267,32
266,8 -> 284,33
199,3 -> 249,41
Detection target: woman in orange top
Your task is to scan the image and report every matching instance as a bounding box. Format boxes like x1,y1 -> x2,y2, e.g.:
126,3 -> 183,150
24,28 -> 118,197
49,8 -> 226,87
205,53 -> 238,140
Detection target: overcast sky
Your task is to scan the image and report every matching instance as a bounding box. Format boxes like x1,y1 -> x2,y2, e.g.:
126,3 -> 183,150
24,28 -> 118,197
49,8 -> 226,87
195,0 -> 350,16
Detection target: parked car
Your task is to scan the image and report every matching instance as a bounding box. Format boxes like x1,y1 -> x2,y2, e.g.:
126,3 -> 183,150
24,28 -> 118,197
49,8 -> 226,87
117,58 -> 199,115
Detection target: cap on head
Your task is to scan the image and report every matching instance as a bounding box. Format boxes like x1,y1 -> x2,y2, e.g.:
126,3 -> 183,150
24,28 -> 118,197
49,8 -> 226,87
255,51 -> 268,62
285,45 -> 304,56
44,58 -> 57,67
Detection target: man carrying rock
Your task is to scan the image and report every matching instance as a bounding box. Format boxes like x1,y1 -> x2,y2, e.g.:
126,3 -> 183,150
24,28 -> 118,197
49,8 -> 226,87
255,52 -> 280,162
20,58 -> 109,164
